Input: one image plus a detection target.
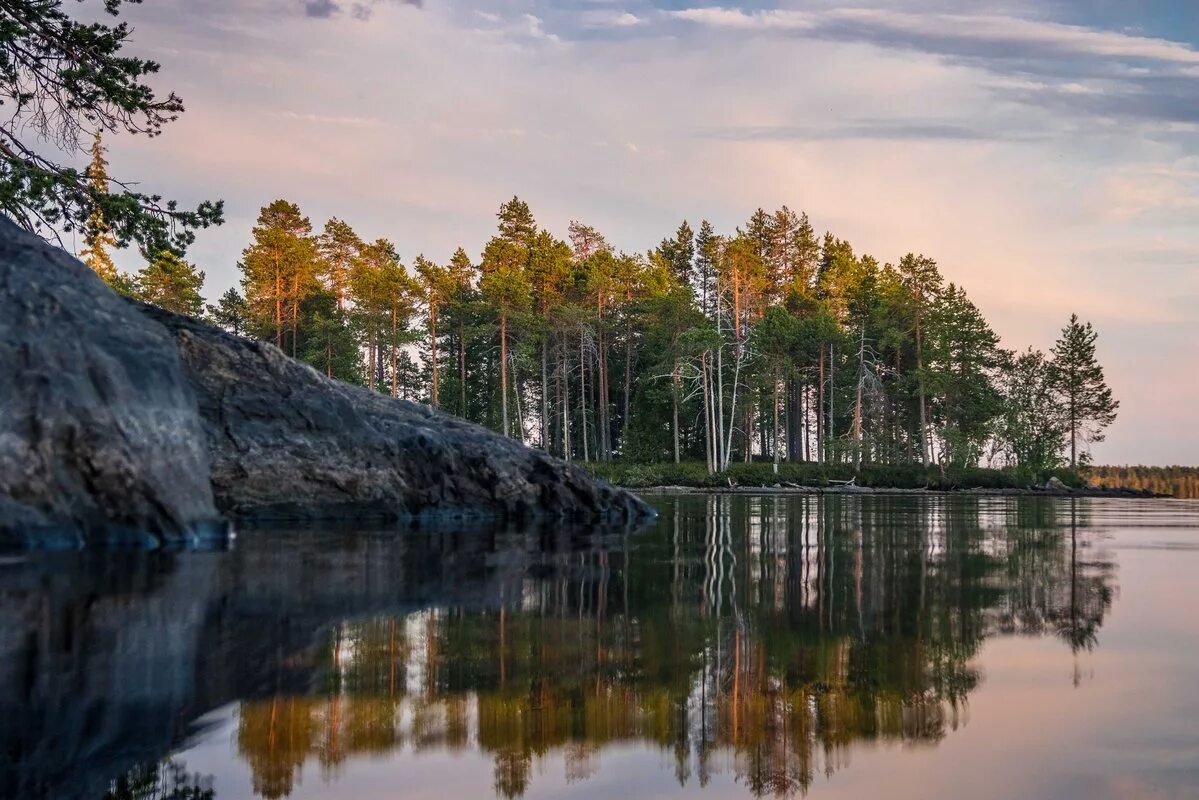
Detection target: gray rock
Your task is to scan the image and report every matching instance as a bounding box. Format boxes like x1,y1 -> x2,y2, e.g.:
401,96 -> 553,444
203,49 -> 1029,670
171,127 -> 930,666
138,303 -> 650,524
1044,476 -> 1070,492
0,219 -> 217,544
0,218 -> 649,543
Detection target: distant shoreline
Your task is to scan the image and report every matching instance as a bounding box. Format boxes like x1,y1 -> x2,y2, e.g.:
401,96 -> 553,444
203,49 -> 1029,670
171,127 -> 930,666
632,484 -> 1167,498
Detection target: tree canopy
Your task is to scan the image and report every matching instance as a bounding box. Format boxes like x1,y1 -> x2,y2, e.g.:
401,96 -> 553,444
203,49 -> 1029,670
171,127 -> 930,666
0,0 -> 221,252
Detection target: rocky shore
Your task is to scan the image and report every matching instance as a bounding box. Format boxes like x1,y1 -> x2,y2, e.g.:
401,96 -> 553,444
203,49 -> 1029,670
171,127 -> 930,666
0,219 -> 651,546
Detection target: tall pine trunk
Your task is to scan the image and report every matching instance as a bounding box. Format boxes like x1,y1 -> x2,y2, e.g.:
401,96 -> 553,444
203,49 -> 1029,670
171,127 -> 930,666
458,319 -> 467,417
391,303 -> 398,399
817,349 -> 825,463
500,313 -> 509,437
579,327 -> 589,462
623,317 -> 632,454
916,313 -> 930,467
671,353 -> 680,465
562,340 -> 572,461
429,303 -> 439,407
540,336 -> 549,452
290,274 -> 299,358
853,326 -> 865,470
773,370 -> 781,474
274,263 -> 283,350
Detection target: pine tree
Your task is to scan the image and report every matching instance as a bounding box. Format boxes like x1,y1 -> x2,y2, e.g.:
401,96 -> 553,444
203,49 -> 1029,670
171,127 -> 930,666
657,221 -> 694,287
694,220 -> 718,319
1050,314 -> 1119,466
794,213 -> 819,288
444,247 -> 479,418
302,292 -> 362,385
897,253 -> 943,466
78,133 -> 124,287
240,200 -> 317,352
136,250 -> 205,317
318,218 -> 362,312
497,196 -> 536,249
415,255 -> 454,408
1000,348 -> 1066,473
207,288 -> 250,335
925,284 -> 1003,466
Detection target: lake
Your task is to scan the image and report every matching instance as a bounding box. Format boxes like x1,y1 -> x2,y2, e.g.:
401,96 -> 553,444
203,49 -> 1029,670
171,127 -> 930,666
3,495 -> 1198,800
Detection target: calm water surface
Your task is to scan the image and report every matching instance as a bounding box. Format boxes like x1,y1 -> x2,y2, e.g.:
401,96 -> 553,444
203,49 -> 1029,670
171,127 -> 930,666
3,495 -> 1199,800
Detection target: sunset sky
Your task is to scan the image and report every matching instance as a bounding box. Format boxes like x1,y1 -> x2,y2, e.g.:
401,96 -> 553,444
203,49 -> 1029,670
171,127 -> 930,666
98,0 -> 1199,465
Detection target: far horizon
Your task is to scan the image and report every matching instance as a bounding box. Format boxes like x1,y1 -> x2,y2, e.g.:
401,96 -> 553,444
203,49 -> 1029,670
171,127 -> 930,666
83,1 -> 1199,465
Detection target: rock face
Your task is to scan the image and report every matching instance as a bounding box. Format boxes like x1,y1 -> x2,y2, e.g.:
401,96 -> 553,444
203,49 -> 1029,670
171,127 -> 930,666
0,219 -> 217,543
138,303 -> 649,524
0,219 -> 649,542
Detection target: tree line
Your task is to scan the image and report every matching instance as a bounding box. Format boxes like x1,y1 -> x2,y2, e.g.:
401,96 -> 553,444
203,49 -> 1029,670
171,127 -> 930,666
83,190 -> 1119,473
1086,466 -> 1199,499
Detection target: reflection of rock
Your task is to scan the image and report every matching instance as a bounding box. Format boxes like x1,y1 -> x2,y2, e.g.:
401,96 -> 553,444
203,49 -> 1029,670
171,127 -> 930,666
0,220 -> 649,543
0,218 -> 217,543
0,526 -> 558,800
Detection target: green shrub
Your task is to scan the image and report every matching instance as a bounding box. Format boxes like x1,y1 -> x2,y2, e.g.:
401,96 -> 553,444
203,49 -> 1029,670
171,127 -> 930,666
583,461 -> 1082,491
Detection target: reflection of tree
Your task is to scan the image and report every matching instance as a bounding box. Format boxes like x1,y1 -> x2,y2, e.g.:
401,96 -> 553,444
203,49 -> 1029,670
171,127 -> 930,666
233,496 -> 1117,799
103,760 -> 213,800
236,697 -> 317,799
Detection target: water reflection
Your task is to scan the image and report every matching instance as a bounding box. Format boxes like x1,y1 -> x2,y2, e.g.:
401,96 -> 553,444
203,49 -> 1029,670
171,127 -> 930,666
0,496 -> 1118,800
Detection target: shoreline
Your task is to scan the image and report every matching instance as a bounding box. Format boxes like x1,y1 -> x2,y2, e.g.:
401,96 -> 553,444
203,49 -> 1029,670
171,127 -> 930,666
630,484 -> 1167,499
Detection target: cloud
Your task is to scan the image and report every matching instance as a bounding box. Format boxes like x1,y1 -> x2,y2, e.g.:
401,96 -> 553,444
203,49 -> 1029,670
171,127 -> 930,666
669,8 -> 813,32
666,6 -> 1199,126
277,110 -> 395,128
301,0 -> 420,21
472,12 -> 562,45
698,119 -> 1041,142
669,7 -> 1199,64
580,10 -> 642,30
302,0 -> 337,18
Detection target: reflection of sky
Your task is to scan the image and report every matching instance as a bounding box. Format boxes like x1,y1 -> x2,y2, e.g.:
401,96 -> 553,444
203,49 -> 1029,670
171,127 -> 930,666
174,515 -> 1199,800
91,0 -> 1199,463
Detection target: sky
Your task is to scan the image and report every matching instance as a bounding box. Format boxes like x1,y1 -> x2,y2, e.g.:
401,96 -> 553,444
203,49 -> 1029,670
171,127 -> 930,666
93,0 -> 1199,465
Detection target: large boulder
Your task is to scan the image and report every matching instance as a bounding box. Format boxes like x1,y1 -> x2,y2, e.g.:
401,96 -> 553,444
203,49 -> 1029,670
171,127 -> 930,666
0,219 -> 650,543
0,219 -> 218,544
137,303 -> 649,524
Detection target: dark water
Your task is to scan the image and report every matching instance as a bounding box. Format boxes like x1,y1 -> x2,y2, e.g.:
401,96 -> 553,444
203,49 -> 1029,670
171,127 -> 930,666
3,495 -> 1198,800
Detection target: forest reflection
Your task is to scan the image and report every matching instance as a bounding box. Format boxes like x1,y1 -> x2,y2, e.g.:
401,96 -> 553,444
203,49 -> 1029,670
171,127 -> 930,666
233,496 -> 1115,799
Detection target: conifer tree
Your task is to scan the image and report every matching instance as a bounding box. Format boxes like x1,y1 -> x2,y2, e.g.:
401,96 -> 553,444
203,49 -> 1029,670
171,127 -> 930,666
790,212 -> 820,293
318,218 -> 362,312
240,200 -> 316,351
1051,314 -> 1119,466
999,348 -> 1066,472
497,196 -> 536,249
78,133 -> 121,285
444,247 -> 478,418
415,255 -> 454,408
694,220 -> 718,318
136,250 -> 205,317
898,253 -> 943,466
657,221 -> 695,287
207,288 -> 250,336
480,237 -> 531,438
925,284 -> 1003,466
303,304 -> 362,384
